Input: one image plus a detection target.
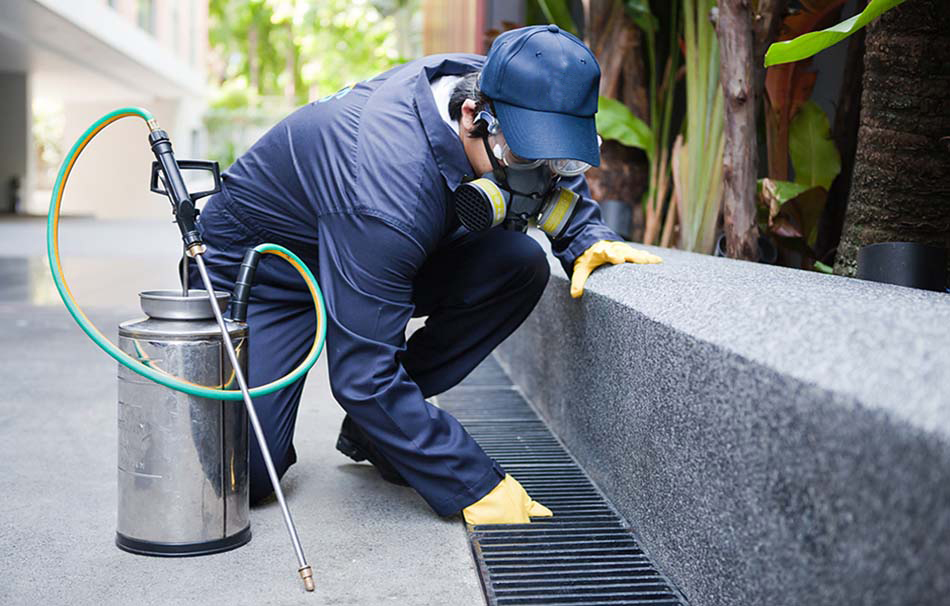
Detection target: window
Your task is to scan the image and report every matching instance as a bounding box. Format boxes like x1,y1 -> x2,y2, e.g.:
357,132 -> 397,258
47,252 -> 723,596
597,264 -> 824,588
137,0 -> 155,34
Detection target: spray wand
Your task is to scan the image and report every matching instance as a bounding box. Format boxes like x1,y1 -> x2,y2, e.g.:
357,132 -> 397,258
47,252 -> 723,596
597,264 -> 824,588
148,123 -> 315,592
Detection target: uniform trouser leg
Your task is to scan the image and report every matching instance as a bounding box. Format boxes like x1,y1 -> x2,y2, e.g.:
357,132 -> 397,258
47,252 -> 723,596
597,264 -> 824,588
339,228 -> 550,492
401,228 -> 551,397
188,218 -> 316,505
241,292 -> 315,504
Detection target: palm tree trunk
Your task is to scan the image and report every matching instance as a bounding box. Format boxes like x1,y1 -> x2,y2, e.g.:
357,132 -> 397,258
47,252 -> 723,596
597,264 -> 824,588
835,0 -> 950,279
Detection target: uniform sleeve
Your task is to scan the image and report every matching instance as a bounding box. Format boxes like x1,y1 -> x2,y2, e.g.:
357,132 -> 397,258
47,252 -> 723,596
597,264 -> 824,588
547,174 -> 624,276
317,212 -> 504,516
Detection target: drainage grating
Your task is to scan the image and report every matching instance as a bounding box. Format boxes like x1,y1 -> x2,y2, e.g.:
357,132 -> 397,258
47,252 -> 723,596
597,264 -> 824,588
438,355 -> 689,606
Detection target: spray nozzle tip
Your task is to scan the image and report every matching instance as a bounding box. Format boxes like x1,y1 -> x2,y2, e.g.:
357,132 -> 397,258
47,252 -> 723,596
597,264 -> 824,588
299,565 -> 315,591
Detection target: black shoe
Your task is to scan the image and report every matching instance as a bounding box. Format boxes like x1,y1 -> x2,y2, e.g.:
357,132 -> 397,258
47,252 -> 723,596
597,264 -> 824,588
336,416 -> 410,487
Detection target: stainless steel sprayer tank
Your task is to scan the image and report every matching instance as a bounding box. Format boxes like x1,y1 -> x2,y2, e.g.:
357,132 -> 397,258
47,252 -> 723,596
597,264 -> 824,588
116,289 -> 250,556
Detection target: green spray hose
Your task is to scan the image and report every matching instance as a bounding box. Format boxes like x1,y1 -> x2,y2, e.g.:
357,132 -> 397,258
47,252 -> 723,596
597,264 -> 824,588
47,107 -> 327,400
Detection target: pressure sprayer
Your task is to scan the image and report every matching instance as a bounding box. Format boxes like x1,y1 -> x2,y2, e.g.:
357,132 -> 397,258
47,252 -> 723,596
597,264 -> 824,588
47,107 -> 327,592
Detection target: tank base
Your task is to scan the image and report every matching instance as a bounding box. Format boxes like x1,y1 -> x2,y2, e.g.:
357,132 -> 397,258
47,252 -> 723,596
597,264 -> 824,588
116,525 -> 251,557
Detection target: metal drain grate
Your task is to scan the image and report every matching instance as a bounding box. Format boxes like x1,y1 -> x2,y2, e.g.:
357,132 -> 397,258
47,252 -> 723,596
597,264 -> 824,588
438,356 -> 689,606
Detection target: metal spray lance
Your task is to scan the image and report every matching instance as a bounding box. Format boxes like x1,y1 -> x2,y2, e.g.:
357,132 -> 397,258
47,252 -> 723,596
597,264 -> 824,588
147,122 -> 316,592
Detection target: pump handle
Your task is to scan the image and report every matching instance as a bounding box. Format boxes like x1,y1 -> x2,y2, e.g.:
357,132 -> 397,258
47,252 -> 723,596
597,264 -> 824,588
148,129 -> 203,251
150,159 -> 221,201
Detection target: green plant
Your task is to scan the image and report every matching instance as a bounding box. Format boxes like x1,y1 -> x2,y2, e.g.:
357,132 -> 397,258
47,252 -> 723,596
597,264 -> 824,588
673,0 -> 724,254
535,0 -> 580,35
596,96 -> 653,152
628,0 -> 680,248
765,0 -> 908,66
593,1 -> 683,249
764,0 -> 846,180
595,0 -> 719,253
758,179 -> 826,261
788,101 -> 841,191
757,101 -> 841,268
206,0 -> 415,167
209,0 -> 410,104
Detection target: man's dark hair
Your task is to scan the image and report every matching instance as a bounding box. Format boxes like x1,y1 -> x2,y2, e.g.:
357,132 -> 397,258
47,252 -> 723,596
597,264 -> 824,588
448,71 -> 492,138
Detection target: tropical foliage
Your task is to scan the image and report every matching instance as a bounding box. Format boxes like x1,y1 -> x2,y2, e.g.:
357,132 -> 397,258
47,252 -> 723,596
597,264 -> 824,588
596,97 -> 652,151
623,0 -> 679,248
758,101 -> 841,269
201,0 -> 925,277
206,0 -> 418,166
765,0 -> 907,66
674,0 -> 724,254
591,0 -> 720,253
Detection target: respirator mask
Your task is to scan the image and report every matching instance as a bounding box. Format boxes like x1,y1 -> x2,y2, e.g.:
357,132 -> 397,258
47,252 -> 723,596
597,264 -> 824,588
453,111 -> 593,239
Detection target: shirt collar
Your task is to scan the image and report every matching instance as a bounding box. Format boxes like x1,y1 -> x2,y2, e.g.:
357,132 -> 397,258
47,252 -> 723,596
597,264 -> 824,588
414,57 -> 483,192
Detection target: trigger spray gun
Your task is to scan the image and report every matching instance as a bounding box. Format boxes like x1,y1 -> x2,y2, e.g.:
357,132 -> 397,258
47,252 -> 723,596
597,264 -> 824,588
47,108 -> 325,592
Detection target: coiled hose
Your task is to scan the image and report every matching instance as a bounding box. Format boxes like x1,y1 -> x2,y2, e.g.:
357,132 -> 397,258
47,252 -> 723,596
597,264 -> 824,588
47,107 -> 326,400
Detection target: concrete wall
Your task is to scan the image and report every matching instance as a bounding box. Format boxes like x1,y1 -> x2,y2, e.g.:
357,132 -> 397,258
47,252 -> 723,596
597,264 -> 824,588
497,235 -> 950,606
0,73 -> 31,213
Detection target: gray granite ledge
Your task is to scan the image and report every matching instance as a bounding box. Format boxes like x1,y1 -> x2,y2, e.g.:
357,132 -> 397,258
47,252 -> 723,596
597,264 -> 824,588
496,235 -> 950,606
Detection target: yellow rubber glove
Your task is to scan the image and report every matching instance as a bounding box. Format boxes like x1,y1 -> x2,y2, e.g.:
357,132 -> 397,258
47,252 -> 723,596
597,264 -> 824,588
462,474 -> 553,525
570,240 -> 662,298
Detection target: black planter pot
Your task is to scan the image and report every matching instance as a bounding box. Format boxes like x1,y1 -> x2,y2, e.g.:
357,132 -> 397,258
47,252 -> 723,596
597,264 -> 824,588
856,242 -> 947,292
714,233 -> 778,265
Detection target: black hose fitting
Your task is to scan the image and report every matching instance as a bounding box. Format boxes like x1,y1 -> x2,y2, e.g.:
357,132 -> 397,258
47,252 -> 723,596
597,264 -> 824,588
230,248 -> 262,323
149,129 -> 203,249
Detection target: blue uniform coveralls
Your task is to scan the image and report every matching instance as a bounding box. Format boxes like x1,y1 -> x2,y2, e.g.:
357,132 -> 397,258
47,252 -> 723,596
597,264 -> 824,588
191,54 -> 621,515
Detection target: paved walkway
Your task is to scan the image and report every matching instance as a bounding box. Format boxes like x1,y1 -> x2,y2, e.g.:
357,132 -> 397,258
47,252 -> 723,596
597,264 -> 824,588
0,217 -> 484,605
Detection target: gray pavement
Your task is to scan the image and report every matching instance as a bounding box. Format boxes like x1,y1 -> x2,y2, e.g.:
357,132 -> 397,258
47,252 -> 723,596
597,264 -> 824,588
0,217 -> 484,606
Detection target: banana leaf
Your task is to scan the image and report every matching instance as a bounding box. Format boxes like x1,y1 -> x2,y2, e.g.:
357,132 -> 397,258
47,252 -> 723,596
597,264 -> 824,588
596,96 -> 654,154
764,0 -> 908,67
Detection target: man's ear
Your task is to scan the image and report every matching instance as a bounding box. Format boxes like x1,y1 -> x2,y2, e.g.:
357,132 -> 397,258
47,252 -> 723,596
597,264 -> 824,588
460,99 -> 479,134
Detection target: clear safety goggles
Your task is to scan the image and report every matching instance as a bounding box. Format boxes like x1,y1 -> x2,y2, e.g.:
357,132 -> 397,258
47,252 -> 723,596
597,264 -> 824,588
477,111 -> 597,177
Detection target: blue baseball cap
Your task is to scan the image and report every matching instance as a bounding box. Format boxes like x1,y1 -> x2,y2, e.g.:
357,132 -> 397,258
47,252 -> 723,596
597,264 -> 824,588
479,25 -> 601,167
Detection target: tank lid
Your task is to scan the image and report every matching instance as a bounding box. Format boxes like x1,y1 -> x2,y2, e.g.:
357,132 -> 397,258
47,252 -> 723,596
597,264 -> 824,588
139,290 -> 230,320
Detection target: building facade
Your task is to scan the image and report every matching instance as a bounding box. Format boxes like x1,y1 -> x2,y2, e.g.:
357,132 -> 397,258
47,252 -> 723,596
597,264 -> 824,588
0,0 -> 208,218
